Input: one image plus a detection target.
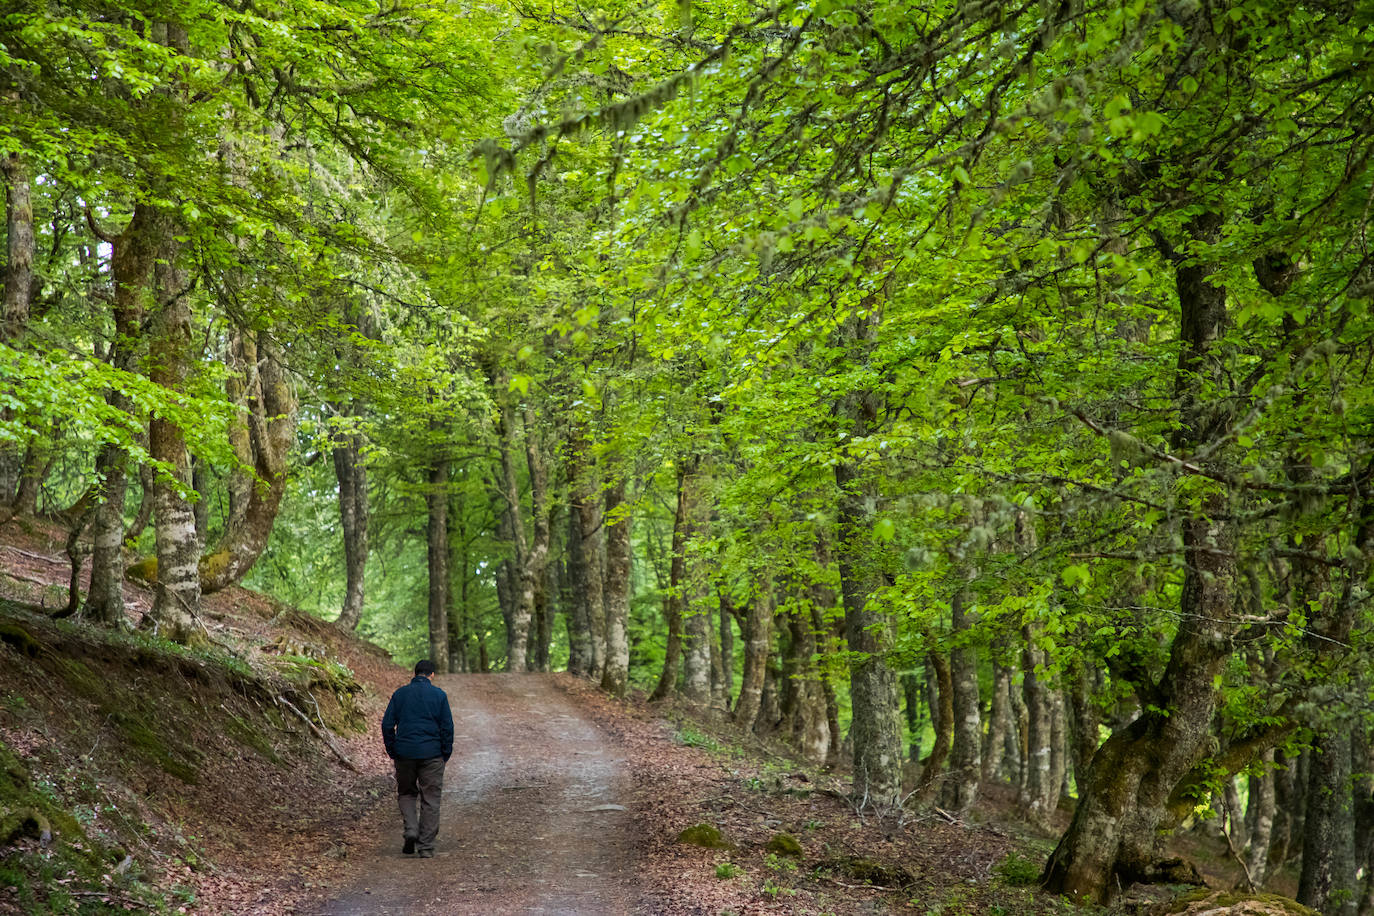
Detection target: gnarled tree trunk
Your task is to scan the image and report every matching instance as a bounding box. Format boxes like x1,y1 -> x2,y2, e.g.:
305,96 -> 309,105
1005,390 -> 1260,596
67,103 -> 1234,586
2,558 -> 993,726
1043,215 -> 1236,903
199,335 -> 295,594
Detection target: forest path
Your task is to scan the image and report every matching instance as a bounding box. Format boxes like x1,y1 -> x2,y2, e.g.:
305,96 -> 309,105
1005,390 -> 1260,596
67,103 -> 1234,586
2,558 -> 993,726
313,673 -> 638,916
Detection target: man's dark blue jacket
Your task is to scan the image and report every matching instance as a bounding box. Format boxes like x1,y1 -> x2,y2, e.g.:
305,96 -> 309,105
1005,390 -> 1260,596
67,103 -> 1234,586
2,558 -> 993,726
381,676 -> 454,761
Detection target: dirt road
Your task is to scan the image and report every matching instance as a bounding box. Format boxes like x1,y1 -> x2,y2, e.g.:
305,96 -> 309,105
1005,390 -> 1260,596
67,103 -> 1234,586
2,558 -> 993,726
313,674 -> 638,916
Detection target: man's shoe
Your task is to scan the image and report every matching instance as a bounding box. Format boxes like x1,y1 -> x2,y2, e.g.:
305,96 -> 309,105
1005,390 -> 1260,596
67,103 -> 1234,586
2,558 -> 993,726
418,849 -> 434,858
402,837 -> 416,855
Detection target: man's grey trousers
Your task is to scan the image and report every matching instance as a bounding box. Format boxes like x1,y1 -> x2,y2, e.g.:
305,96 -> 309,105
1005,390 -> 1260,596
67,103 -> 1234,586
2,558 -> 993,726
394,756 -> 446,854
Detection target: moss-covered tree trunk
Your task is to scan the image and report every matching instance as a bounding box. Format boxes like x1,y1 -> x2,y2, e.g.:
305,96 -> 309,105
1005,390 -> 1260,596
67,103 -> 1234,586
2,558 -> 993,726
1020,631 -> 1057,827
679,466 -> 712,708
651,461 -> 695,701
915,651 -> 952,803
982,651 -> 1013,783
0,149 -> 34,507
1042,215 -> 1236,903
332,414 -> 367,631
732,580 -> 772,730
497,398 -> 530,672
565,476 -> 592,677
86,207 -> 159,627
143,223 -> 202,644
600,473 -> 632,696
199,336 -> 294,594
0,151 -> 32,340
787,603 -> 831,765
519,406 -> 551,673
716,591 -> 734,706
942,590 -> 981,817
1296,459 -> 1374,913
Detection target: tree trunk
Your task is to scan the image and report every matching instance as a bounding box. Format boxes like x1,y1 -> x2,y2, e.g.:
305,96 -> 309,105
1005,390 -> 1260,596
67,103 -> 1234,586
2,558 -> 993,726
1244,750 -> 1276,888
86,205 -> 160,627
1223,775 -> 1247,853
1042,215 -> 1237,903
497,399 -> 530,672
143,224 -> 202,644
809,545 -> 844,764
535,546 -> 556,672
0,150 -> 33,503
718,587 -> 735,705
190,458 -> 209,542
651,462 -> 695,701
1298,732 -> 1357,915
903,671 -> 924,763
1270,747 -> 1304,873
519,406 -> 551,673
1353,730 -> 1374,916
1020,633 -> 1057,826
448,491 -> 468,674
11,437 -> 46,515
332,415 -> 368,630
942,590 -> 982,816
1295,456 -> 1372,914
123,462 -> 154,547
566,489 -> 592,676
600,474 -> 631,696
1065,660 -> 1102,794
566,426 -> 603,678
788,604 -> 831,764
983,654 -> 1012,783
915,650 -> 953,803
222,331 -> 256,535
756,652 -> 783,734
426,450 -> 450,670
200,336 -> 294,594
679,470 -> 712,708
1,151 -> 32,339
732,584 -> 773,729
708,590 -> 728,710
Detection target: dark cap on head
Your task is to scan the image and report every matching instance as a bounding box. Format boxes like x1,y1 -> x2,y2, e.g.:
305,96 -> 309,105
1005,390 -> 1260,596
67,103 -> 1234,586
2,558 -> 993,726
414,659 -> 437,676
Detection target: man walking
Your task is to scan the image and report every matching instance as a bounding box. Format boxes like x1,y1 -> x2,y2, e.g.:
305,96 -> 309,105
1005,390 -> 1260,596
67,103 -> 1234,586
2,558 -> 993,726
380,659 -> 453,858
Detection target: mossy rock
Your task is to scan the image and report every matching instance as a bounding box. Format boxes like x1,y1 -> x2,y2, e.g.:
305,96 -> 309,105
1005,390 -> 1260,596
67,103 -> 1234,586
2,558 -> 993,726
765,833 -> 803,857
125,556 -> 158,583
1151,890 -> 1318,916
677,823 -> 733,850
0,622 -> 42,657
818,855 -> 915,889
0,739 -> 81,848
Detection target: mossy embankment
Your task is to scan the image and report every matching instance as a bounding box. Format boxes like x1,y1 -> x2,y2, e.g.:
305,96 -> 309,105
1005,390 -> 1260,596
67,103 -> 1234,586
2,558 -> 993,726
0,594 -> 401,915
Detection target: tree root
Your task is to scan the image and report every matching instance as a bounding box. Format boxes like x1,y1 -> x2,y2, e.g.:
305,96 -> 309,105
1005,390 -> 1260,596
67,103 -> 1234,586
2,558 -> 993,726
275,694 -> 358,773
